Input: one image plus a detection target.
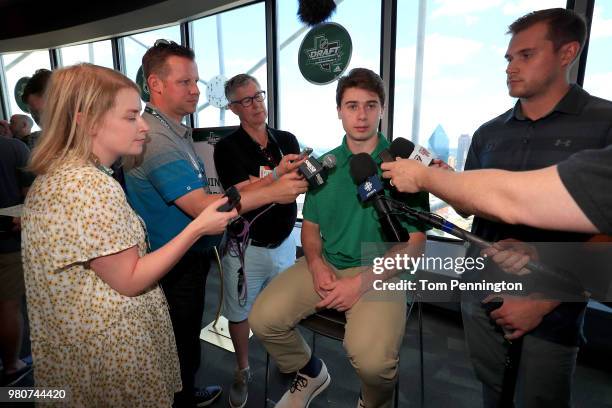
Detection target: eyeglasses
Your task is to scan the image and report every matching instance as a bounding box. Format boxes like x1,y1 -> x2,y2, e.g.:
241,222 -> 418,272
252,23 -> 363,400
153,39 -> 180,48
229,90 -> 266,108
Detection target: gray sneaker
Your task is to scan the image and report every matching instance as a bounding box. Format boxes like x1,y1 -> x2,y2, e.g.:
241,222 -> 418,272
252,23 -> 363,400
229,367 -> 251,408
275,360 -> 331,408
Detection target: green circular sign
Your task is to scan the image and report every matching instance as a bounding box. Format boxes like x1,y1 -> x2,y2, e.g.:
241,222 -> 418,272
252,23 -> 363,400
298,22 -> 352,85
14,76 -> 31,112
136,66 -> 150,102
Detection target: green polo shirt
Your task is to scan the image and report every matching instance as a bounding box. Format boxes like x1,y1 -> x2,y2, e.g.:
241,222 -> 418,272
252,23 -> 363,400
302,133 -> 430,269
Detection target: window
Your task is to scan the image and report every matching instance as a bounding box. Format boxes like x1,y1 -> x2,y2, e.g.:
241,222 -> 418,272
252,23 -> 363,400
583,3 -> 612,100
59,40 -> 114,68
393,0 -> 565,236
277,0 -> 382,156
192,2 -> 267,128
122,25 -> 182,98
1,50 -> 51,130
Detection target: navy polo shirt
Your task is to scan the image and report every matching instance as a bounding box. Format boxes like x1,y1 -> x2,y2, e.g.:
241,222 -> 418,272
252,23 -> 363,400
464,84 -> 612,346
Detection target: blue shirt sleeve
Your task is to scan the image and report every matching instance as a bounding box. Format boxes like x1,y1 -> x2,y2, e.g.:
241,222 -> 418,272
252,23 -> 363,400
145,156 -> 206,203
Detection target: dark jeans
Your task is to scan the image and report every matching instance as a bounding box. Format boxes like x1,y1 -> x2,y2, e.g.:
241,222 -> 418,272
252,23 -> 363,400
161,250 -> 212,408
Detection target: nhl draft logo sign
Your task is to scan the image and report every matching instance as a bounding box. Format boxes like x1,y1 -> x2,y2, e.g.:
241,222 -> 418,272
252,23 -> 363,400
14,77 -> 31,112
136,66 -> 150,102
298,22 -> 352,85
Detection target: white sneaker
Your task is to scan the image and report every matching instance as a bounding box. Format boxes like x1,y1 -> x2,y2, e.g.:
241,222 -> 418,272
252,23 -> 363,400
357,394 -> 365,408
275,360 -> 331,408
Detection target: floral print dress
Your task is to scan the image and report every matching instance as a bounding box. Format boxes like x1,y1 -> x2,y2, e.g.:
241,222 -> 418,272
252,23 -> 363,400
21,163 -> 181,407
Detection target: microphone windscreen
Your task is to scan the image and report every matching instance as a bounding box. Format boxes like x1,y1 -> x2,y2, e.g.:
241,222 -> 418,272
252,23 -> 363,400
322,154 -> 336,169
389,137 -> 415,159
297,0 -> 337,26
349,153 -> 377,185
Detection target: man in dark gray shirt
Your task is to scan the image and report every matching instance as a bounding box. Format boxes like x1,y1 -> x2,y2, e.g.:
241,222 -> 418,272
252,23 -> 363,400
460,8 -> 612,408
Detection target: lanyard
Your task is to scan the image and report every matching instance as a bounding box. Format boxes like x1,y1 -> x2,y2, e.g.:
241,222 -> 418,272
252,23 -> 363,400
257,128 -> 284,168
144,106 -> 205,181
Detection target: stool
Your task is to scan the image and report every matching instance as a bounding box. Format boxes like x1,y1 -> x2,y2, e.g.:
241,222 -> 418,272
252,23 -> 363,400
264,294 -> 424,407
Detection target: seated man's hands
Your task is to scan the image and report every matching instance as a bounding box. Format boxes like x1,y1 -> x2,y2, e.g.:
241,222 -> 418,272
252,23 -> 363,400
310,260 -> 337,299
316,275 -> 364,312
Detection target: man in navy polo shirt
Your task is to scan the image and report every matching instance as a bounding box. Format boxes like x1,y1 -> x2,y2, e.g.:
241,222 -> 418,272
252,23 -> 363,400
460,8 -> 612,407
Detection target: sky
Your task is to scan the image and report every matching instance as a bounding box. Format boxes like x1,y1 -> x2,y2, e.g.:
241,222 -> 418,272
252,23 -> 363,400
2,0 -> 611,152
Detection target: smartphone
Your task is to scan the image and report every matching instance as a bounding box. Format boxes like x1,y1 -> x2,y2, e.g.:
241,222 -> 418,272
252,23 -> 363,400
298,147 -> 313,159
218,186 -> 241,212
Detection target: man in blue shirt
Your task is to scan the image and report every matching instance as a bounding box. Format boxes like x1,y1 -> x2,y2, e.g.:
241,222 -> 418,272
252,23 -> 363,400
125,41 -> 307,408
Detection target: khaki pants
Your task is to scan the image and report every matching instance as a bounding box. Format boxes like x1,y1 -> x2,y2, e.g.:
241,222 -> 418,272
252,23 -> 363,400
250,257 -> 406,408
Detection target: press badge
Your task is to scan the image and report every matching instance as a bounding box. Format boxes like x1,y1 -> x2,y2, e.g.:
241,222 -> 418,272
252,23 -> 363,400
259,166 -> 273,179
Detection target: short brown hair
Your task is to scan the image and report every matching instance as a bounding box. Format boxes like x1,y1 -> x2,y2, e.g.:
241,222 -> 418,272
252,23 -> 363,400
142,40 -> 195,80
225,74 -> 260,101
22,69 -> 52,104
336,68 -> 385,108
508,8 -> 587,51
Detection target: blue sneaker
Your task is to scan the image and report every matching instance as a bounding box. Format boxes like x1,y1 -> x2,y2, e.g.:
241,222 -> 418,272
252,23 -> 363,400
194,385 -> 222,407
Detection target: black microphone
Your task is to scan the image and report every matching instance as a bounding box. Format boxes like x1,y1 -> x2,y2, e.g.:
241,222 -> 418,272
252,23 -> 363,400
297,0 -> 337,26
298,154 -> 336,188
218,185 -> 241,212
349,153 -> 409,243
387,198 -> 587,297
378,137 -> 434,166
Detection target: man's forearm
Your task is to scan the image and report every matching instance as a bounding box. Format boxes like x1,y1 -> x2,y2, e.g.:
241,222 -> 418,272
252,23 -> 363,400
238,181 -> 287,213
302,225 -> 325,270
421,165 -> 596,233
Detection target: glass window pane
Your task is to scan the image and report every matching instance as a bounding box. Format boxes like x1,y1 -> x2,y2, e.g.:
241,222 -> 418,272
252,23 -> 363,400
192,2 -> 267,128
1,50 -> 51,130
583,4 -> 612,100
59,40 -> 114,68
278,0 -> 382,157
122,25 -> 182,98
394,0 -> 565,237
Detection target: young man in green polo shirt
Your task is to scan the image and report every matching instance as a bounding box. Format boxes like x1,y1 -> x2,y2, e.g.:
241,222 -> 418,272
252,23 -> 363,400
250,68 -> 429,408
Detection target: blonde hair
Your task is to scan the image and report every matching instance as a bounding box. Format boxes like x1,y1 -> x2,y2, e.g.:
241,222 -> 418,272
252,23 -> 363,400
29,64 -> 139,175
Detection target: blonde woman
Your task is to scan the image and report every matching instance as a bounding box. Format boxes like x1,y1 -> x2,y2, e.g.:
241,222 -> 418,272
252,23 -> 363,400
21,64 -> 236,407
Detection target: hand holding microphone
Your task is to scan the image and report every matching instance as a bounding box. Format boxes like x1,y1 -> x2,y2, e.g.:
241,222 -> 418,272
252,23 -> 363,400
380,159 -> 429,193
298,153 -> 336,188
481,238 -> 540,276
273,150 -> 309,179
192,197 -> 238,235
270,172 -> 309,204
379,137 -> 453,192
